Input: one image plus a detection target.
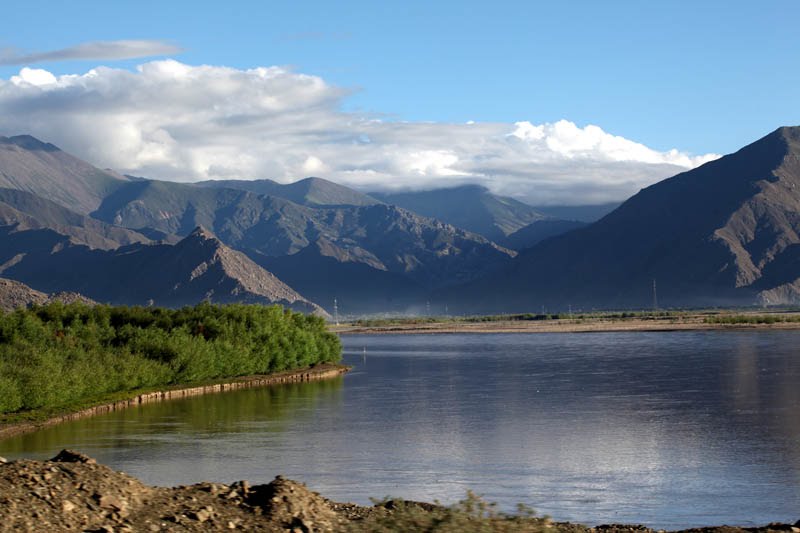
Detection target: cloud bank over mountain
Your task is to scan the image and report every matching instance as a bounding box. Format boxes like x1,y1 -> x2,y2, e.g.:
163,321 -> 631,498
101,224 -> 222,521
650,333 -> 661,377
0,60 -> 718,205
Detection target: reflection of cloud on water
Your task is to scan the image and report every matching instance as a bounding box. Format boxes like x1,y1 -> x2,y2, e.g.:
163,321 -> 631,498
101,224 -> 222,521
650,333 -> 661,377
341,332 -> 800,525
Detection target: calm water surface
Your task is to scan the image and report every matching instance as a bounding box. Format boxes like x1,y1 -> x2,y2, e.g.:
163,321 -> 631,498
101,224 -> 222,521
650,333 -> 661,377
2,332 -> 799,528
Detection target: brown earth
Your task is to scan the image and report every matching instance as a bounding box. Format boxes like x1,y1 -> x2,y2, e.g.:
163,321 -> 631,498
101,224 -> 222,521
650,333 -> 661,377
0,451 -> 797,533
0,278 -> 96,313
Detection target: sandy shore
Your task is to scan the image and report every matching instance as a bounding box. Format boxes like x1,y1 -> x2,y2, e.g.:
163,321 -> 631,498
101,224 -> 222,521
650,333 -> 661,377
331,313 -> 800,335
0,363 -> 350,442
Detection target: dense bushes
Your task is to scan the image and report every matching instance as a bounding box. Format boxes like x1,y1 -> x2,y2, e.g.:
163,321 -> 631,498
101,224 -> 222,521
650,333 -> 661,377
0,303 -> 341,415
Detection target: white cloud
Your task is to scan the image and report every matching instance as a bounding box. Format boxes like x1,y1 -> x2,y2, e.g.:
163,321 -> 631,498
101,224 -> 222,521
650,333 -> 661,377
0,61 -> 719,205
10,68 -> 57,86
0,40 -> 182,65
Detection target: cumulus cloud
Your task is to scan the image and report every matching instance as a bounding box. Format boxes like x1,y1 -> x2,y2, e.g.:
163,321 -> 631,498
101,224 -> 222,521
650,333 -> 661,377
0,60 -> 718,205
0,40 -> 182,65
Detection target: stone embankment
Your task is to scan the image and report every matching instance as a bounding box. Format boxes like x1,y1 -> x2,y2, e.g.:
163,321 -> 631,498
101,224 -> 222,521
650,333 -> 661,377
0,364 -> 349,441
0,451 -> 798,532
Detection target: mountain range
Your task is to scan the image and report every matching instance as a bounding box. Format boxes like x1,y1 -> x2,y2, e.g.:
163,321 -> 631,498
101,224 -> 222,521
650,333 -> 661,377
1,127 -> 799,314
0,135 -> 538,313
0,224 -> 323,314
442,126 -> 800,311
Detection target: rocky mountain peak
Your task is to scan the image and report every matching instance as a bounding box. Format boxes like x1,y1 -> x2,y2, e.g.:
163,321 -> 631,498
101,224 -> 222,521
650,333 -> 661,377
0,135 -> 61,152
187,226 -> 217,241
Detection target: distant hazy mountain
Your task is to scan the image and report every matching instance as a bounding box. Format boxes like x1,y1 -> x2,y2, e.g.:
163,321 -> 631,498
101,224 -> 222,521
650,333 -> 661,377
92,179 -> 514,291
0,188 -> 151,249
0,225 -> 323,314
372,185 -> 549,244
530,203 -> 621,223
197,177 -> 381,207
255,238 -> 429,314
0,135 -> 129,214
444,126 -> 800,311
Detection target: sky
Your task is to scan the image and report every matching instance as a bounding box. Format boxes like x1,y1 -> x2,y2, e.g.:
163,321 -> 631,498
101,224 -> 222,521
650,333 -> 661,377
0,0 -> 798,205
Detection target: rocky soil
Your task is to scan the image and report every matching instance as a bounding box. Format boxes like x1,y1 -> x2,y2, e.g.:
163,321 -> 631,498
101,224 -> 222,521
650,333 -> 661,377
0,451 -> 797,532
0,278 -> 96,312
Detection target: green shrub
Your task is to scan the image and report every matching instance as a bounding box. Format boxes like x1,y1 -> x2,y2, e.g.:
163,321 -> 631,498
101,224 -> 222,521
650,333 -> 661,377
0,303 -> 341,415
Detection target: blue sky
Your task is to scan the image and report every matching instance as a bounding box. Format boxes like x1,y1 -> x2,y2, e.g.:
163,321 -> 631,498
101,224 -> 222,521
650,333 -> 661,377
0,1 -> 798,203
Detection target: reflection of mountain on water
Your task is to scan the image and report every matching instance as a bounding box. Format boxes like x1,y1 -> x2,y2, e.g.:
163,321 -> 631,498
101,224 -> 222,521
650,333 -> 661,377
0,377 -> 345,457
722,334 -> 800,470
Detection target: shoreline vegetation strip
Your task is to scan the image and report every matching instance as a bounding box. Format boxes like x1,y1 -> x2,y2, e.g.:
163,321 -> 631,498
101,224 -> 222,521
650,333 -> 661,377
0,363 -> 349,441
0,302 -> 343,425
332,310 -> 800,334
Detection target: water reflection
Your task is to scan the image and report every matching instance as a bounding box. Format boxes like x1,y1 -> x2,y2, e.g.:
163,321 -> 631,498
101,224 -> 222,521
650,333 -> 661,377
0,377 -> 345,479
1,332 -> 798,528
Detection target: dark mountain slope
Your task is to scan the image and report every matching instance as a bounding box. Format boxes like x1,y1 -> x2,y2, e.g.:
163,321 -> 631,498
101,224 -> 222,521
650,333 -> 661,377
196,177 -> 381,207
0,136 -> 129,214
503,219 -> 587,250
445,126 -> 800,311
372,185 -> 548,244
255,238 -> 429,314
531,203 -> 621,223
0,226 -> 323,314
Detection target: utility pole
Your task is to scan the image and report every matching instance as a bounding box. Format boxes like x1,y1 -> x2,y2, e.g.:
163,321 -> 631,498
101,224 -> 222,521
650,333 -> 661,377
426,300 -> 431,316
652,279 -> 658,312
333,297 -> 339,326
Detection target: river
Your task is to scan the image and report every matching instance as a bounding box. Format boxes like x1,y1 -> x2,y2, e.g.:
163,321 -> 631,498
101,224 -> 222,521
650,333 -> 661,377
2,331 -> 799,529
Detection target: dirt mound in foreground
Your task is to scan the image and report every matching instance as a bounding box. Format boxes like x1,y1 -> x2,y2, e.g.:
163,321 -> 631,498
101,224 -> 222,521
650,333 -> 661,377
0,451 -> 797,532
0,450 -> 354,532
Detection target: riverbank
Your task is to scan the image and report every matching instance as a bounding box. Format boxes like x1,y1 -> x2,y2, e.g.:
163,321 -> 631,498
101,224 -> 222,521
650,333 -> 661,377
0,450 -> 796,532
332,311 -> 800,335
0,363 -> 349,442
